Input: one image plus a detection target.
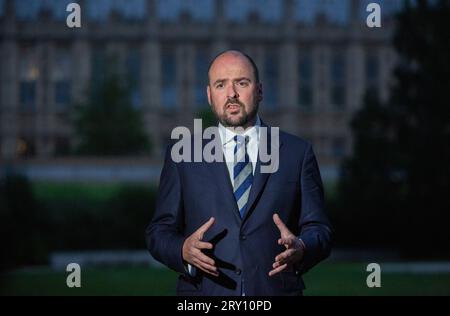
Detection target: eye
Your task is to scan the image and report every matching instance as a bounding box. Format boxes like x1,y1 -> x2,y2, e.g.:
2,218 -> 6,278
238,80 -> 249,87
215,83 -> 224,89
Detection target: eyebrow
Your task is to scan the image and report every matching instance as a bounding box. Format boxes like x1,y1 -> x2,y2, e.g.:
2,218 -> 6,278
212,77 -> 252,86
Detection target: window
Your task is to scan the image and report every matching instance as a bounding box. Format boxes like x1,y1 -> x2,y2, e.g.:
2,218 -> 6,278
263,50 -> 278,110
161,50 -> 177,109
127,47 -> 142,108
331,52 -> 346,109
53,46 -> 72,110
19,82 -> 36,111
194,49 -> 209,108
54,80 -> 71,106
299,53 -> 313,109
19,45 -> 39,112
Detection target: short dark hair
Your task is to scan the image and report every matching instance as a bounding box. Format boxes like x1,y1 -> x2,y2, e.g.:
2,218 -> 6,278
207,50 -> 260,84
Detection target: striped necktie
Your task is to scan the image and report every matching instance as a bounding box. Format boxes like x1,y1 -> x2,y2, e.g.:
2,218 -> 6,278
233,135 -> 253,218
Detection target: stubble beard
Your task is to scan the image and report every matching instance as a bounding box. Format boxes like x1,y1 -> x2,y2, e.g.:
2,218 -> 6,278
212,100 -> 259,129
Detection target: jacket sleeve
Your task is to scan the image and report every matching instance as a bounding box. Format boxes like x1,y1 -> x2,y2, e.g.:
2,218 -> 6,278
296,142 -> 333,275
145,144 -> 187,274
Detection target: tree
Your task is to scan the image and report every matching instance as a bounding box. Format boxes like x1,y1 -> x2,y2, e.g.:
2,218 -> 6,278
74,59 -> 151,156
0,173 -> 48,270
338,0 -> 450,257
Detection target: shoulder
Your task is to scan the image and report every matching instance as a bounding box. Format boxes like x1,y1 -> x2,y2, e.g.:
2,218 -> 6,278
260,119 -> 311,151
278,129 -> 311,150
261,127 -> 311,160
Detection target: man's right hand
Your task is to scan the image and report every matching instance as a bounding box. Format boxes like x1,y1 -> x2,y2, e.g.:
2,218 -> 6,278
182,217 -> 219,277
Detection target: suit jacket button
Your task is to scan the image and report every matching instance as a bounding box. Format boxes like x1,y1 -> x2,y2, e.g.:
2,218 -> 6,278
235,269 -> 242,275
240,234 -> 246,240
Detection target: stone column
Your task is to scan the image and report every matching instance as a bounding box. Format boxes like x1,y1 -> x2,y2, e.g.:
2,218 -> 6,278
35,43 -> 50,158
142,0 -> 163,157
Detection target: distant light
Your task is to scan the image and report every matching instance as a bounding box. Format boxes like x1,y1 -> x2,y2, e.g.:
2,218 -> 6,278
29,66 -> 40,80
17,139 -> 28,156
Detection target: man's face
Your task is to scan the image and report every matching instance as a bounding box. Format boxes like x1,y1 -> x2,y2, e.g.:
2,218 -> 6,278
207,53 -> 262,128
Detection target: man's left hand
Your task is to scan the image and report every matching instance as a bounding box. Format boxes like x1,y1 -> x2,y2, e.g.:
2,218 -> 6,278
269,213 -> 305,277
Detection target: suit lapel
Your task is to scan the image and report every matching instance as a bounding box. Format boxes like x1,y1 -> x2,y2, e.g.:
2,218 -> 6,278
242,123 -> 282,222
203,136 -> 242,225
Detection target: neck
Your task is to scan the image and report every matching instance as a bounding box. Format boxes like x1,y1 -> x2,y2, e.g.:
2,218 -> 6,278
242,115 -> 257,130
224,115 -> 258,134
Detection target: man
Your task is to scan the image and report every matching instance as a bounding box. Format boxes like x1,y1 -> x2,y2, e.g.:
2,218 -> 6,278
145,50 -> 332,296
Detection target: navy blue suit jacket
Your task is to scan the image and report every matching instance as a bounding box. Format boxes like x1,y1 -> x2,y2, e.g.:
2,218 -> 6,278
145,122 -> 332,296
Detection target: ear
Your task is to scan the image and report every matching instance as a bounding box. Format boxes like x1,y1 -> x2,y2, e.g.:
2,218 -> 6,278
256,83 -> 263,102
207,85 -> 212,106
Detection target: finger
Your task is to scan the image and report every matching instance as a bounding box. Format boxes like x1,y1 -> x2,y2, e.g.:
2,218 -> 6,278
275,249 -> 295,264
193,259 -> 219,277
195,241 -> 214,250
273,213 -> 290,236
195,250 -> 216,266
278,237 -> 294,248
192,254 -> 219,277
193,257 -> 217,272
268,263 -> 288,277
196,217 -> 215,239
273,261 -> 282,269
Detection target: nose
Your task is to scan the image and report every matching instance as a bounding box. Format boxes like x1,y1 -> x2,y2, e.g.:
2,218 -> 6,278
226,82 -> 239,100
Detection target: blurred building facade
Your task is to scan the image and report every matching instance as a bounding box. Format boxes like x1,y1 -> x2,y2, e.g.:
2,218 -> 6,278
0,0 -> 402,177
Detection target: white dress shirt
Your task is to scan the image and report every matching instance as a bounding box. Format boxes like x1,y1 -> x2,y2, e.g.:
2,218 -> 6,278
218,115 -> 261,182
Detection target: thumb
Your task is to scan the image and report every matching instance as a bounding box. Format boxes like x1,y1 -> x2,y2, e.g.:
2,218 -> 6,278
273,213 -> 290,236
196,217 -> 215,239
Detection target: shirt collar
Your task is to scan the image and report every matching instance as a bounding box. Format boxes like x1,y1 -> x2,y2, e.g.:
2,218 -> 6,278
218,115 -> 261,147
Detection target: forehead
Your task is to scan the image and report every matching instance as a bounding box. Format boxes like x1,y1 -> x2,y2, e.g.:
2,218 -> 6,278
209,53 -> 254,80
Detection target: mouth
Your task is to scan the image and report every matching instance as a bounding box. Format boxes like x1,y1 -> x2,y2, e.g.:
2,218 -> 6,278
226,104 -> 241,113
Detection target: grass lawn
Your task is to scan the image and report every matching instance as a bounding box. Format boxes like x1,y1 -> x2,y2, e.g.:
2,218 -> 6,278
0,266 -> 177,296
2,262 -> 450,296
302,262 -> 450,296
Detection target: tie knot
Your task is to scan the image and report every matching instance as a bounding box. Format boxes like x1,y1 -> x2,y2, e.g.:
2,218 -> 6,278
234,135 -> 249,145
